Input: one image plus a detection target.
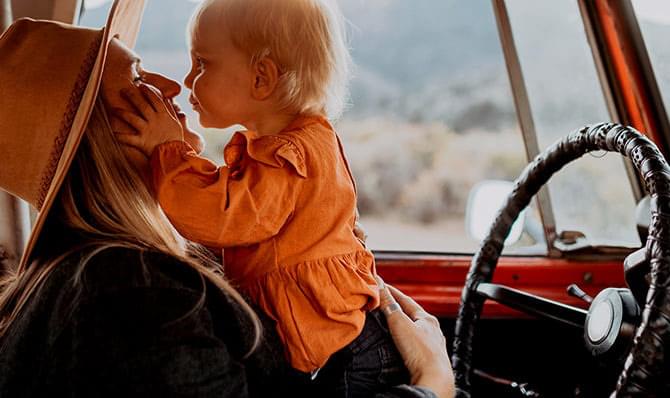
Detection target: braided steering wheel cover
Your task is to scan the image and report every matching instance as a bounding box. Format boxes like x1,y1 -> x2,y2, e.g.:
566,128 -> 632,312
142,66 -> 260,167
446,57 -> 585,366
451,123 -> 670,397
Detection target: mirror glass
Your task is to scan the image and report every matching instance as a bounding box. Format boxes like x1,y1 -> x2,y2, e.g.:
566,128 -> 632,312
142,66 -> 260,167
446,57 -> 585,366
466,180 -> 525,245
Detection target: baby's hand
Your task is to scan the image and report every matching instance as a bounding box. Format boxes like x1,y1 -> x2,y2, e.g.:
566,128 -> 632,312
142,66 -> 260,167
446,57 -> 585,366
114,83 -> 184,157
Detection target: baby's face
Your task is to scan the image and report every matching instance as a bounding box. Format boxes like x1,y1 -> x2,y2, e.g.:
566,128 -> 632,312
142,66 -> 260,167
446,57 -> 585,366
185,17 -> 256,129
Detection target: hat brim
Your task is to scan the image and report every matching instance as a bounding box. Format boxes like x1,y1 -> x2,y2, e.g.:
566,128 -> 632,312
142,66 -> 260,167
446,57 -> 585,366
18,0 -> 146,271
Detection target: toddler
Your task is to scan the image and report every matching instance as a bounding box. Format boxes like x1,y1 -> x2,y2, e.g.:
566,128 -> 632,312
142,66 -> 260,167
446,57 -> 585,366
117,0 -> 409,395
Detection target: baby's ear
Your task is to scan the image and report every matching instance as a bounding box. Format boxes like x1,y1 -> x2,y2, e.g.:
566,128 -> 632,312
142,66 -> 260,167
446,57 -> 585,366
251,56 -> 279,100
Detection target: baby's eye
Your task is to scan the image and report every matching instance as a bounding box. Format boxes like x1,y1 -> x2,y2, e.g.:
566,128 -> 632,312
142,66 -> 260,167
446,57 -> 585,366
196,57 -> 205,69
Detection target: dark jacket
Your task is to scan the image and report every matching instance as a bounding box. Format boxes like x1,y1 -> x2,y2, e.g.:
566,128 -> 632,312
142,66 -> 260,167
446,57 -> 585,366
0,247 -> 435,397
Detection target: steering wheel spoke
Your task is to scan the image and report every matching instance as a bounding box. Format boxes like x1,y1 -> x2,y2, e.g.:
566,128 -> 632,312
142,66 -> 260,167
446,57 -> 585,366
475,282 -> 587,328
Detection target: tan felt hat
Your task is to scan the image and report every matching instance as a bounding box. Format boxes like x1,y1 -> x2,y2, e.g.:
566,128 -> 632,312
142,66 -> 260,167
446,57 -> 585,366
0,0 -> 146,271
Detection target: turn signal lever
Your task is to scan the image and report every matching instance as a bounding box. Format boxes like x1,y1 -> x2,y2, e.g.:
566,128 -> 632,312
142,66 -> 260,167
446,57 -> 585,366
566,284 -> 593,304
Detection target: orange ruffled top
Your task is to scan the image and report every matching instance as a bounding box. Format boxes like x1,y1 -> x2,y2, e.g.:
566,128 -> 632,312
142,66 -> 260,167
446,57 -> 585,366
150,115 -> 380,372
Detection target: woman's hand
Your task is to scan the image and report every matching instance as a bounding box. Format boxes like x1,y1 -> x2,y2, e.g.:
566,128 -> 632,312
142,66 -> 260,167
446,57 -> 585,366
353,221 -> 368,246
114,83 -> 184,157
378,279 -> 455,398
353,208 -> 368,246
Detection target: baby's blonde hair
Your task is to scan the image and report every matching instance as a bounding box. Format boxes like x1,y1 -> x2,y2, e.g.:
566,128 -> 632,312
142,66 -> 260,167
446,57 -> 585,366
190,0 -> 351,119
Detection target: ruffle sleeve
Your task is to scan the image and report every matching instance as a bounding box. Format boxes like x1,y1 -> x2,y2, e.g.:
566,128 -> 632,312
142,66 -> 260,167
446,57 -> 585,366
224,130 -> 307,178
241,250 -> 380,373
149,135 -> 306,248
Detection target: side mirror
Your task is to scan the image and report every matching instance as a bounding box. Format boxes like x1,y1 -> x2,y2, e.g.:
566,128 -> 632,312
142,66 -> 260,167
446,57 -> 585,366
465,180 -> 526,246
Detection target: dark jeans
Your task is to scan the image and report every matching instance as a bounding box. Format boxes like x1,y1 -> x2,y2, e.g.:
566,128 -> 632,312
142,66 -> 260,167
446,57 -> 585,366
289,309 -> 410,397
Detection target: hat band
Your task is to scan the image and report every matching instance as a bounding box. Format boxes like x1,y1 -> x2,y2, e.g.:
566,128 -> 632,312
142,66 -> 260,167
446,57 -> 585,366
36,35 -> 102,209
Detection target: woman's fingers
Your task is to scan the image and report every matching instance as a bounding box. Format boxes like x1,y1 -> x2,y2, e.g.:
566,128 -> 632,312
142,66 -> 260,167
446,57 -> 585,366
387,284 -> 419,308
388,285 -> 437,325
379,283 -> 410,322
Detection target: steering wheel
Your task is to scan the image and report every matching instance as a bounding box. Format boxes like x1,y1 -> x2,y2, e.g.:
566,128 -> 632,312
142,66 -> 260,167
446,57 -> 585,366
452,123 -> 670,397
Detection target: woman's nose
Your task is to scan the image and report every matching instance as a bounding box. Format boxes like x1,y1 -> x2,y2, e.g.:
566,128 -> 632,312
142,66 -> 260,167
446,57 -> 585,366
142,72 -> 181,98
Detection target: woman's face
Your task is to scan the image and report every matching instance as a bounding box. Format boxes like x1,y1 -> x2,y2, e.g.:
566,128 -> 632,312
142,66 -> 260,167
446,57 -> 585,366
101,38 -> 204,154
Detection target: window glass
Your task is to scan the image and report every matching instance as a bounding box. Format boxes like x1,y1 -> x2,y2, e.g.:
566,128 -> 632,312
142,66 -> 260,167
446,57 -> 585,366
338,1 -> 533,252
82,0 -> 535,253
632,1 -> 670,128
507,0 -> 640,247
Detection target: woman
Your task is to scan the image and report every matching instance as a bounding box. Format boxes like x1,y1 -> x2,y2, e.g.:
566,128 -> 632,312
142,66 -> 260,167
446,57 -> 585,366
0,1 -> 454,397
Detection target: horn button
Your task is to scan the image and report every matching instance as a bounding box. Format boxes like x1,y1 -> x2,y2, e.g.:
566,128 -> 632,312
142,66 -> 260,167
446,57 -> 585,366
584,288 -> 640,360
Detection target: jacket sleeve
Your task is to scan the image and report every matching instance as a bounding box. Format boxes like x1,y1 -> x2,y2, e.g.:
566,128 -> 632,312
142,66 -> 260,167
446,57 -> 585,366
150,140 -> 304,248
61,279 -> 250,397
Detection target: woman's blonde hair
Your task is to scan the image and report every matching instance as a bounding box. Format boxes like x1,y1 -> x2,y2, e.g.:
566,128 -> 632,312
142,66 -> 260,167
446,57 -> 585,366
0,99 -> 261,352
190,0 -> 352,119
